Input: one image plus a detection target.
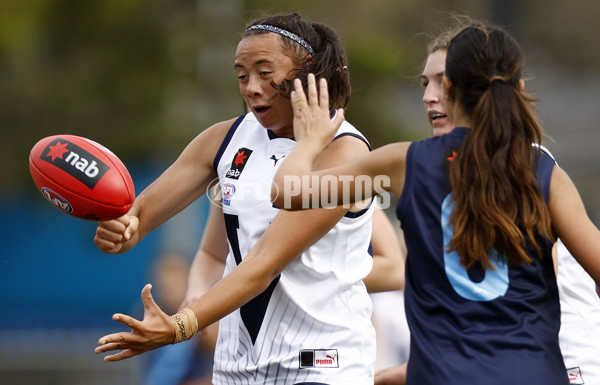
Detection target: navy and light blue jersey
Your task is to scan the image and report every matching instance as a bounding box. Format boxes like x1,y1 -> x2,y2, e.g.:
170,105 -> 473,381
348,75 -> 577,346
396,127 -> 567,385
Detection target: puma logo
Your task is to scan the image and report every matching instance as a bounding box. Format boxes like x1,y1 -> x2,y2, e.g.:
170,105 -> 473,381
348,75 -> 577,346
270,154 -> 286,166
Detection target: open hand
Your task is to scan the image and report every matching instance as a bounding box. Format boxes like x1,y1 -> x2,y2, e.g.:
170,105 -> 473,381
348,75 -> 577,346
95,284 -> 174,361
291,73 -> 344,148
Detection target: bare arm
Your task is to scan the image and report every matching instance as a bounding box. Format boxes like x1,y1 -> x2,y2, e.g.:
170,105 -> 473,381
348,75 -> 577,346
364,206 -> 405,293
94,119 -> 234,254
374,362 -> 408,385
196,134 -> 373,317
272,75 -> 409,210
549,165 -> 600,285
95,133 -> 372,361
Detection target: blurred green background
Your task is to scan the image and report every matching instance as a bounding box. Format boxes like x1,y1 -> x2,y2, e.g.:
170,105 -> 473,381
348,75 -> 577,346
1,0 -> 599,384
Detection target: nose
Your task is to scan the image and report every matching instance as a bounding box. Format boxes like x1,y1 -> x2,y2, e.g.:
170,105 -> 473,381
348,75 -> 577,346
423,83 -> 439,105
246,75 -> 263,98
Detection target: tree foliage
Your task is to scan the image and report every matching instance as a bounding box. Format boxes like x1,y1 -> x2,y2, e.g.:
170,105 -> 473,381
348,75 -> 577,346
2,0 -> 599,191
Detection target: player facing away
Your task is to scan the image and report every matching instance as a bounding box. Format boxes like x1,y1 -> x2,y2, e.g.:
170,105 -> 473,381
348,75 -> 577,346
272,23 -> 600,385
94,13 -> 378,385
407,22 -> 600,385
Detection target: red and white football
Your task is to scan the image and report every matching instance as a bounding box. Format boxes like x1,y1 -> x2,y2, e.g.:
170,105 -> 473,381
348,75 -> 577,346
29,134 -> 135,221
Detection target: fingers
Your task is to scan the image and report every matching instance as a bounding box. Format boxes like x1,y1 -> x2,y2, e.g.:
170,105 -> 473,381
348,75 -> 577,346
291,78 -> 308,112
95,341 -> 142,362
96,331 -> 144,355
94,214 -> 139,253
291,74 -> 328,111
94,215 -> 130,252
306,74 -> 319,107
113,313 -> 144,329
102,349 -> 140,362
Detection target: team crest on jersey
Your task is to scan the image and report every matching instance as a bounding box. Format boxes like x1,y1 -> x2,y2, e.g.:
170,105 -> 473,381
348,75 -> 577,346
225,148 -> 253,179
567,367 -> 584,384
41,138 -> 110,189
299,349 -> 339,369
221,183 -> 236,206
442,145 -> 459,173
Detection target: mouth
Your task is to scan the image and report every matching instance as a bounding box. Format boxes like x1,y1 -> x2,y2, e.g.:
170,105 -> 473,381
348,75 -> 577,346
252,106 -> 271,115
429,112 -> 447,121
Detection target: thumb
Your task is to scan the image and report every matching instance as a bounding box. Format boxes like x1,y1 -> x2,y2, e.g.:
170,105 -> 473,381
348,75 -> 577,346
124,215 -> 139,241
141,283 -> 160,317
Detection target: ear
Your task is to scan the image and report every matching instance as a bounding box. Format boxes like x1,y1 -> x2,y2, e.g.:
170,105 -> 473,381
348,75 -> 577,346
518,79 -> 525,91
443,75 -> 453,100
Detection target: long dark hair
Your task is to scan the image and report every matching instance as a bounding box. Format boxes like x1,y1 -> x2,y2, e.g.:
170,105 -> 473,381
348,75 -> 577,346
445,23 -> 555,268
243,13 -> 351,109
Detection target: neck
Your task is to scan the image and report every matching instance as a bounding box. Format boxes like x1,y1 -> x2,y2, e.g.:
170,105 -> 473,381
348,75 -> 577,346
453,116 -> 472,128
448,104 -> 471,129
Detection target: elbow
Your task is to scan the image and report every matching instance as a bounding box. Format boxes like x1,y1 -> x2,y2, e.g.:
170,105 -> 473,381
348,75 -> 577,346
271,176 -> 304,210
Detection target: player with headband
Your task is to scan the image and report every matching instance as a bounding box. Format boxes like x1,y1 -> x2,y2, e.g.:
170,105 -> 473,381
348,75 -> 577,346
93,13 -> 399,385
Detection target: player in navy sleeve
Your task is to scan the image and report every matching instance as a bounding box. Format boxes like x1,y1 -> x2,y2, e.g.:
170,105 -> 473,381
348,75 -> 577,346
273,22 -> 600,385
375,20 -> 600,385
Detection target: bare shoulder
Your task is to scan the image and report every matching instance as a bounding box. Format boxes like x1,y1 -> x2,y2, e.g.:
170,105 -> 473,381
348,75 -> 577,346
181,117 -> 242,162
315,131 -> 370,169
193,117 -> 240,148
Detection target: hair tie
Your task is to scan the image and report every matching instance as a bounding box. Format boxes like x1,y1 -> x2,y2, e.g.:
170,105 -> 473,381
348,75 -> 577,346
245,24 -> 315,56
489,75 -> 506,85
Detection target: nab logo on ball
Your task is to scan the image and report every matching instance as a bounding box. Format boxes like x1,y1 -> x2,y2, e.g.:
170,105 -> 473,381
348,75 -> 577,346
41,138 -> 110,189
225,148 -> 252,180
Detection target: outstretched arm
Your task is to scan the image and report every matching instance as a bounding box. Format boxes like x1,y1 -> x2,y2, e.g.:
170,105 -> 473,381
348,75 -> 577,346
272,74 -> 409,210
95,132 -> 372,361
94,119 -> 233,254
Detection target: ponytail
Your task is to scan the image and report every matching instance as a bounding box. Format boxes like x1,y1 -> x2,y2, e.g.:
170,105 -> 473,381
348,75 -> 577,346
445,24 -> 555,268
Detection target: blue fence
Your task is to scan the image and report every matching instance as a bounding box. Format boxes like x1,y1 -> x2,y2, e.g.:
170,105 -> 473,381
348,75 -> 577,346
0,162 -> 210,330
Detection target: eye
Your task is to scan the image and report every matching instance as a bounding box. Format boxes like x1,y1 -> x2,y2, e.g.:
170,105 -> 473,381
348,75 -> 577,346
420,78 -> 429,89
237,74 -> 248,82
259,71 -> 272,77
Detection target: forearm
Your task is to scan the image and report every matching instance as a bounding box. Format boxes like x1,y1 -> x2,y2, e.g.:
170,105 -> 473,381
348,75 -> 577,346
364,258 -> 404,293
185,251 -> 225,304
186,205 -> 346,330
272,140 -> 325,210
188,246 -> 279,331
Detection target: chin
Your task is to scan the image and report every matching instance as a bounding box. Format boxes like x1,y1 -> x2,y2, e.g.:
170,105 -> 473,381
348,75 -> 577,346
432,126 -> 454,137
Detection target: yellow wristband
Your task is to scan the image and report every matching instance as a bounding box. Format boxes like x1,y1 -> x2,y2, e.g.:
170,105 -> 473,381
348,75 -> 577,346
170,307 -> 198,344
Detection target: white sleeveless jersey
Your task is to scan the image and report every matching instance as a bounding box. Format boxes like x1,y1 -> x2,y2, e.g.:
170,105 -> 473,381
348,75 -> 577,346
211,113 -> 376,385
539,146 -> 600,384
556,240 -> 600,384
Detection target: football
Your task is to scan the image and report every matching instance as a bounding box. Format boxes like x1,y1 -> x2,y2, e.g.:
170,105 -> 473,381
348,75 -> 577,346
29,134 -> 135,221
